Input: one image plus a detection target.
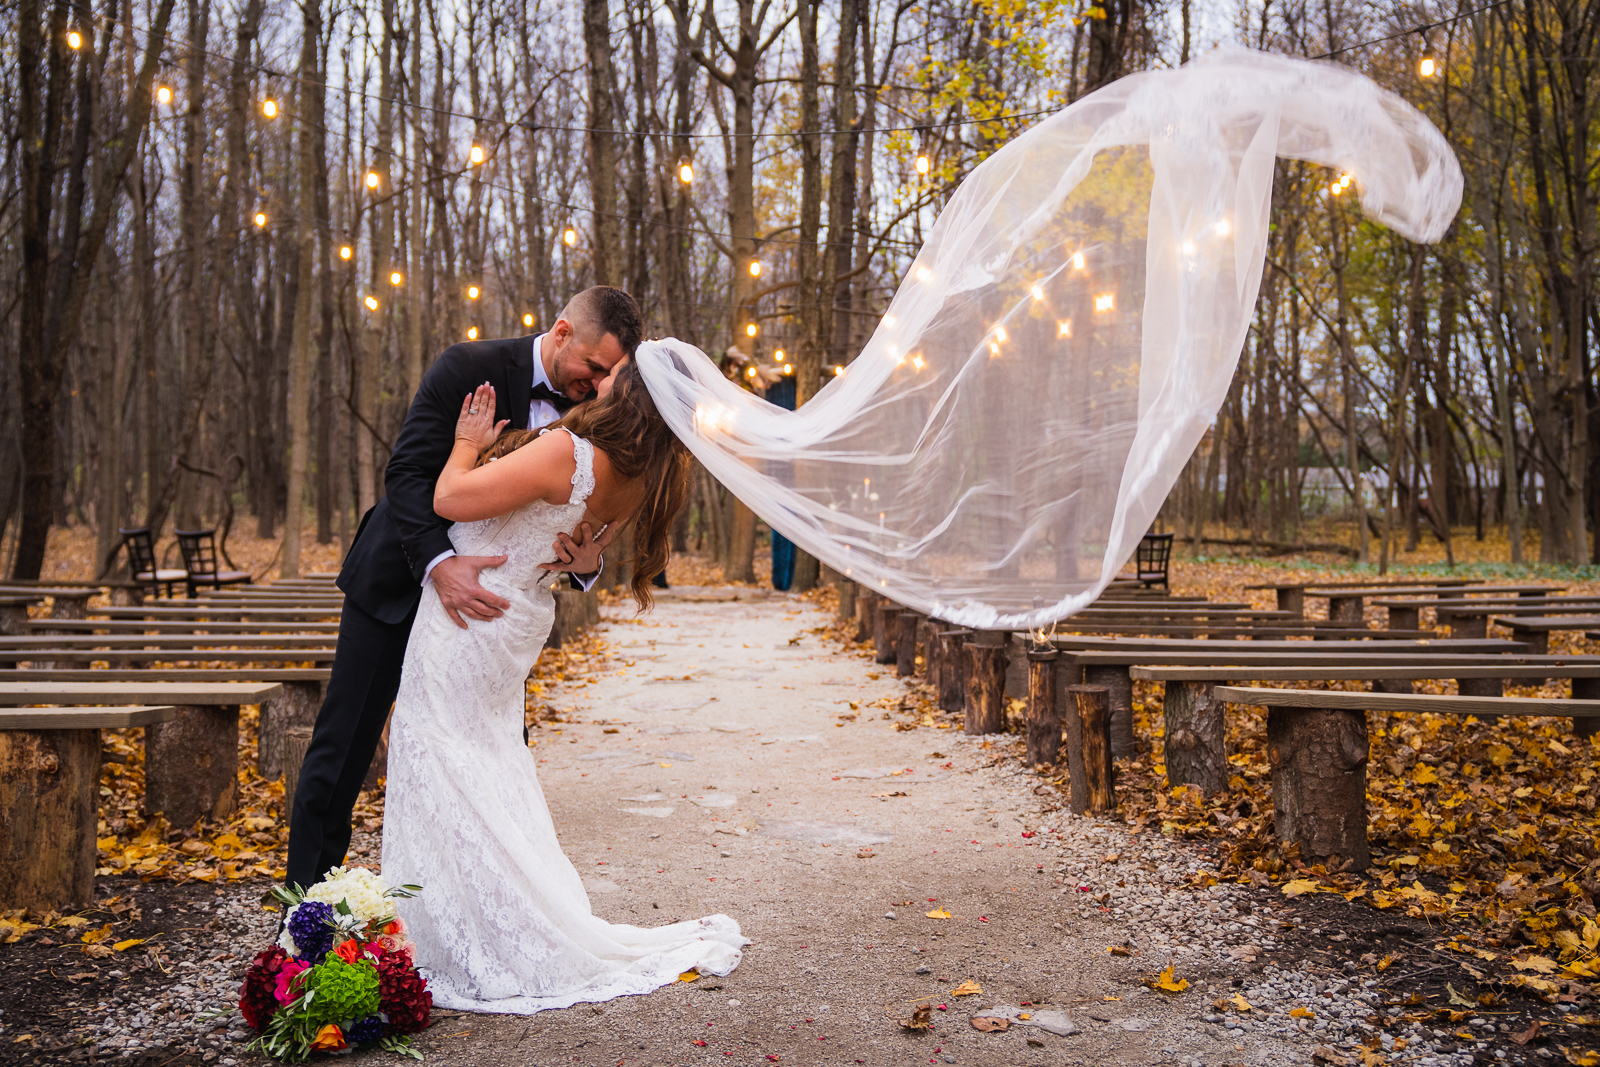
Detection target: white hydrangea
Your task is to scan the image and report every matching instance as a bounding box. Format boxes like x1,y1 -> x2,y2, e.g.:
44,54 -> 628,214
303,865 -> 394,928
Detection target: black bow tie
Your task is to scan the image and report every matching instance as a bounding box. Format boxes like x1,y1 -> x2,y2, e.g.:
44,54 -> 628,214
530,382 -> 576,413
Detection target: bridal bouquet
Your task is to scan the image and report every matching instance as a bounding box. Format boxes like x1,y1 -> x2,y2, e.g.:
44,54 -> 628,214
237,866 -> 431,1061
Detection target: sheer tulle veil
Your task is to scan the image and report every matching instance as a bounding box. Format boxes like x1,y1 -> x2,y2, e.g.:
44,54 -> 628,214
636,47 -> 1462,630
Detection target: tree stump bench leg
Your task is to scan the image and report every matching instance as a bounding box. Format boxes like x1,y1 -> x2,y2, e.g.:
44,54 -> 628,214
1572,678 -> 1600,741
1064,684 -> 1114,815
1083,664 -> 1137,760
0,727 -> 100,909
282,725 -> 314,814
873,605 -> 901,665
1387,605 -> 1420,632
836,579 -> 856,626
1372,678 -> 1415,695
1277,588 -> 1305,617
963,643 -> 1007,735
1266,704 -> 1369,871
258,681 -> 324,781
916,618 -> 938,682
1456,676 -> 1503,720
896,611 -> 922,677
854,589 -> 876,643
1162,681 -> 1227,795
936,630 -> 970,713
145,704 -> 239,828
1507,627 -> 1548,656
1328,596 -> 1364,625
1449,616 -> 1488,640
1025,651 -> 1060,767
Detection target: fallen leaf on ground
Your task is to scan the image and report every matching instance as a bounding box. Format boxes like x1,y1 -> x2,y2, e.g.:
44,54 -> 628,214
970,1016 -> 1009,1032
111,938 -> 146,952
925,908 -> 952,919
678,970 -> 700,982
950,980 -> 983,997
1512,1021 -> 1541,1045
1145,964 -> 1188,993
1230,994 -> 1251,1012
899,1004 -> 932,1030
1281,879 -> 1322,897
1290,1006 -> 1315,1018
79,923 -> 112,944
1312,1045 -> 1352,1066
1107,946 -> 1131,956
1563,1049 -> 1600,1066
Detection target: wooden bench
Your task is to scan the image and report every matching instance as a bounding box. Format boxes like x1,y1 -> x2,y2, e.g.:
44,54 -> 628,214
1245,578 -> 1480,617
0,681 -> 283,829
0,648 -> 336,664
0,634 -> 335,650
30,618 -> 342,635
0,595 -> 40,641
1376,595 -> 1600,632
1,704 -> 177,909
1210,685 -> 1600,871
1435,602 -> 1600,640
0,585 -> 97,620
1494,615 -> 1600,655
101,605 -> 341,620
1305,583 -> 1558,625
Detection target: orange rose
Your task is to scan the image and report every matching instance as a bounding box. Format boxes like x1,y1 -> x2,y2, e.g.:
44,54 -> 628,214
333,939 -> 361,964
383,918 -> 406,937
310,1024 -> 347,1051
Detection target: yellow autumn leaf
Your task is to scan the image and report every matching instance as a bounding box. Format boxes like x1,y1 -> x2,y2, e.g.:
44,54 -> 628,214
112,938 -> 147,952
55,915 -> 89,928
1360,1051 -> 1388,1067
80,923 -> 113,944
1106,946 -> 1131,956
1290,1006 -> 1315,1018
1412,764 -> 1439,785
1513,955 -> 1560,974
950,980 -> 983,997
1377,955 -> 1395,971
925,907 -> 952,919
1280,879 -> 1321,897
1147,964 -> 1188,993
1487,743 -> 1513,766
1562,1047 -> 1600,1066
1230,993 -> 1251,1012
678,969 -> 700,982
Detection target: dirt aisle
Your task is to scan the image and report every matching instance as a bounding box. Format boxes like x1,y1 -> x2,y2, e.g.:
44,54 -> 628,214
405,586 -> 1310,1067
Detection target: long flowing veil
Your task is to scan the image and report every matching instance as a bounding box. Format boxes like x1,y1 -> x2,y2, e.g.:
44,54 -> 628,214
635,47 -> 1462,630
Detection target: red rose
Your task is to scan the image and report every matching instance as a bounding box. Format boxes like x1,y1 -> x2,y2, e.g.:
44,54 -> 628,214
334,938 -> 361,964
377,952 -> 432,1035
238,946 -> 290,1031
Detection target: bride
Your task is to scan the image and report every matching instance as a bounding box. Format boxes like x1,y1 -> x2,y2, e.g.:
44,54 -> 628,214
381,359 -> 747,1014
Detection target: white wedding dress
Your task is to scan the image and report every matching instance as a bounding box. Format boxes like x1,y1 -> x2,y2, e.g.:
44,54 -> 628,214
382,429 -> 747,1014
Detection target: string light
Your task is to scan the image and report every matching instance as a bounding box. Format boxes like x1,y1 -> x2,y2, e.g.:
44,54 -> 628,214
914,267 -> 933,282
1094,293 -> 1115,312
749,260 -> 762,277
1057,319 -> 1072,338
67,30 -> 82,49
993,325 -> 1008,344
467,326 -> 478,339
1215,219 -> 1232,236
262,99 -> 277,118
678,162 -> 694,184
834,365 -> 845,376
1070,252 -> 1086,270
339,245 -> 352,260
745,323 -> 758,337
253,212 -> 267,227
365,171 -> 380,189
1181,240 -> 1197,256
1419,56 -> 1437,78
988,341 -> 1001,357
1030,284 -> 1045,301
469,145 -> 485,165
1330,179 -> 1344,195
562,228 -> 577,247
915,155 -> 930,175
156,86 -> 172,105
746,366 -> 758,379
364,295 -> 378,310
911,354 -> 926,370
390,271 -> 402,285
773,348 -> 785,363
782,363 -> 793,375
523,313 -> 535,327
467,285 -> 481,300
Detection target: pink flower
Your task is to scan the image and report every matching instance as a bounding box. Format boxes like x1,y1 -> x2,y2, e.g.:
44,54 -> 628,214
273,958 -> 311,1004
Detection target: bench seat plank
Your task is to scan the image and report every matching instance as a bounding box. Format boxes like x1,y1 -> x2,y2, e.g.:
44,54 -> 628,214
0,649 -> 336,663
0,705 -> 177,729
1213,685 -> 1600,718
1131,663 -> 1600,681
0,681 -> 283,705
2,668 -> 330,682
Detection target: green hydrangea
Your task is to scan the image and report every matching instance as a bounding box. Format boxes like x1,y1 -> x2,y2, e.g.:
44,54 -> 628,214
301,957 -> 381,1027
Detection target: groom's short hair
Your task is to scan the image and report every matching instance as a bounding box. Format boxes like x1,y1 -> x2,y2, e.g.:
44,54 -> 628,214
560,286 -> 643,355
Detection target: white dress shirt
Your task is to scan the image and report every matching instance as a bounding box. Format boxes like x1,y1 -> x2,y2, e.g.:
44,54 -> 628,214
423,333 -> 599,590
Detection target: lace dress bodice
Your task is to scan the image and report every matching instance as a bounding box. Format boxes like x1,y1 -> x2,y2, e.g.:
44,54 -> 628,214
382,430 -> 745,1014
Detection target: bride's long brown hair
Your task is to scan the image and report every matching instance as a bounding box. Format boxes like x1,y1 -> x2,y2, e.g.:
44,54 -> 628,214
476,358 -> 690,610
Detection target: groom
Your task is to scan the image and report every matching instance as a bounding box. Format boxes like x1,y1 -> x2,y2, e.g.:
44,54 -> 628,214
287,285 -> 643,891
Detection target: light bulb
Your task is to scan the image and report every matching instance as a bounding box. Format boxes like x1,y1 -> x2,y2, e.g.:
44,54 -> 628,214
1339,174 -> 1352,188
1215,219 -> 1231,236
67,30 -> 82,48
1419,57 -> 1436,78
467,326 -> 478,339
915,155 -> 930,175
469,145 -> 485,165
523,313 -> 535,327
467,285 -> 481,300
339,245 -> 352,260
911,355 -> 926,370
834,365 -> 844,376
253,212 -> 267,228
678,163 -> 694,184
1057,319 -> 1072,338
563,228 -> 576,247
746,366 -> 757,379
1030,284 -> 1045,301
1181,240 -> 1196,256
366,171 -> 380,189
782,363 -> 793,375
1071,252 -> 1085,270
262,99 -> 277,118
156,86 -> 172,105
988,341 -> 1001,358
390,271 -> 402,286
915,267 -> 933,281
745,323 -> 758,337
773,349 -> 785,363
994,325 -> 1008,344
1330,180 -> 1343,195
364,295 -> 378,310
749,261 -> 762,277
1094,293 -> 1115,312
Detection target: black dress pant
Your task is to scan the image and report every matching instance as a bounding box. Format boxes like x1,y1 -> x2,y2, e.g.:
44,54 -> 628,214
287,596 -> 417,890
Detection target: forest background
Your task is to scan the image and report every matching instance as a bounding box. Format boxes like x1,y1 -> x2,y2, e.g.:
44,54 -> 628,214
0,0 -> 1596,587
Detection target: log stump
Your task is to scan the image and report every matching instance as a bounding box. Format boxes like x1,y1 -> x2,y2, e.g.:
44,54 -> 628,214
1025,651 -> 1060,767
1328,595 -> 1364,625
936,630 -> 971,713
837,579 -> 856,625
1083,664 -> 1137,760
1064,684 -> 1114,815
1372,678 -> 1415,695
874,604 -> 902,665
145,704 -> 239,828
1574,677 -> 1600,741
258,681 -> 325,781
854,590 -> 877,643
1386,605 -> 1420,632
895,611 -> 922,677
47,591 -> 93,621
963,643 -> 1007,735
1162,681 -> 1227,796
282,725 -> 314,812
1266,704 -> 1370,870
1448,615 -> 1488,640
0,727 -> 100,909
546,589 -> 600,649
917,618 -> 939,683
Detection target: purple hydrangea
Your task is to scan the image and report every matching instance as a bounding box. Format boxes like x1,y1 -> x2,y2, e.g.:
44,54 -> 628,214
287,900 -> 336,962
346,1014 -> 387,1045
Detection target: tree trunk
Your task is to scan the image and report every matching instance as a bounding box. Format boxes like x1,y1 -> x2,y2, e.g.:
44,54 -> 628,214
282,0 -> 322,578
145,704 -> 240,829
0,727 -> 100,909
1026,651 -> 1060,767
873,603 -> 900,665
962,643 -> 1006,735
1265,704 -> 1369,870
1064,684 -> 1114,815
895,610 -> 920,677
936,629 -> 970,713
583,0 -> 621,283
1162,681 -> 1227,796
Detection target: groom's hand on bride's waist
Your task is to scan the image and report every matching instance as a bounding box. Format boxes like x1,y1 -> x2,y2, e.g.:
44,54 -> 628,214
433,553 -> 511,629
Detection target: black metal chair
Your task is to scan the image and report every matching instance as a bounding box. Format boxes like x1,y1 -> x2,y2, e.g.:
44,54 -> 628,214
119,527 -> 188,599
1134,532 -> 1174,589
174,528 -> 253,598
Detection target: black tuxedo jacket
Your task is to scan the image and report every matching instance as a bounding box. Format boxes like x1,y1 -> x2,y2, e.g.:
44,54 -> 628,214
339,335 -> 538,624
